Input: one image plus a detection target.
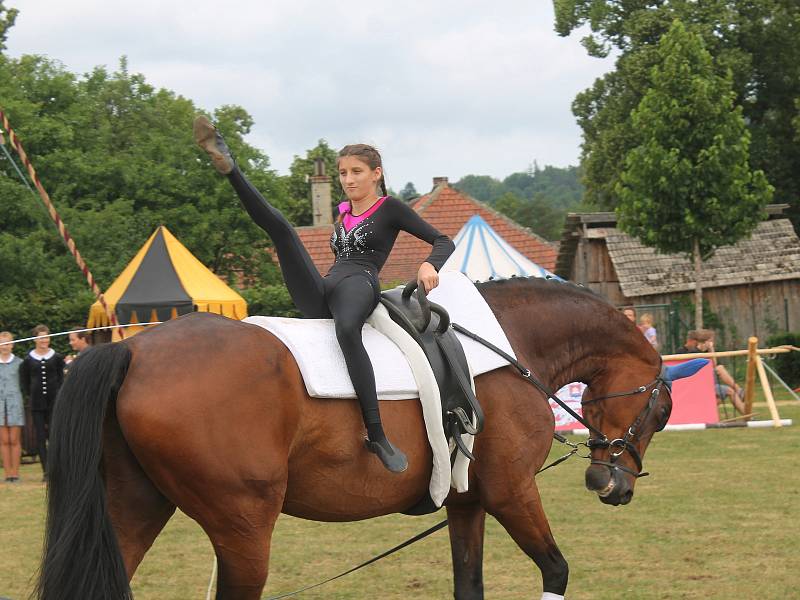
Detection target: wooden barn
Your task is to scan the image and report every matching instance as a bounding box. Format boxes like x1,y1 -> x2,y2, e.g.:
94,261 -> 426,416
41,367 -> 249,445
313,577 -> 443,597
555,205 -> 800,349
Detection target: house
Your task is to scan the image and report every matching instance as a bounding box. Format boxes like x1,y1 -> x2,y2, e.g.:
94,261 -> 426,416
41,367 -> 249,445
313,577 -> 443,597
295,177 -> 558,285
555,205 -> 800,347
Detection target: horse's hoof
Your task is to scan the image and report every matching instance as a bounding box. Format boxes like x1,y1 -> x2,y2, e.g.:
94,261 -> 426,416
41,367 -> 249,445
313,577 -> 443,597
193,115 -> 234,174
364,438 -> 408,473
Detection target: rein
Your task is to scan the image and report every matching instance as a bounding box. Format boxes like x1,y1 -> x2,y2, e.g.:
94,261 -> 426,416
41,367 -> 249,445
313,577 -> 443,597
451,322 -> 665,479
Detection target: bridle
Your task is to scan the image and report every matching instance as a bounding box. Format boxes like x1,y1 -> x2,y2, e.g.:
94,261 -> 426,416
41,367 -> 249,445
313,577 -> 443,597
448,322 -> 671,480
582,369 -> 670,479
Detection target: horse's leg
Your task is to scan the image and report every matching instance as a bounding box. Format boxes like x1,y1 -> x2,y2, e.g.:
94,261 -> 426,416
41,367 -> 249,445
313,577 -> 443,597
204,485 -> 285,600
483,479 -> 568,600
447,502 -> 486,600
103,405 -> 176,578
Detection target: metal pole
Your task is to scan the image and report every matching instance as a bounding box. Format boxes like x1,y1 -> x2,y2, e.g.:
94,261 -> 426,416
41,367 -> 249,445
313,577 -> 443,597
761,360 -> 800,403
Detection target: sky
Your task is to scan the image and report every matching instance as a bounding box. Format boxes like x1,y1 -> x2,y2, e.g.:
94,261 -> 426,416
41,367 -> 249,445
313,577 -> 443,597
5,1 -> 614,194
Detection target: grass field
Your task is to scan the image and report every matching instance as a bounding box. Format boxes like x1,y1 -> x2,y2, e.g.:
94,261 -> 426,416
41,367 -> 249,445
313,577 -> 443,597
1,398 -> 798,599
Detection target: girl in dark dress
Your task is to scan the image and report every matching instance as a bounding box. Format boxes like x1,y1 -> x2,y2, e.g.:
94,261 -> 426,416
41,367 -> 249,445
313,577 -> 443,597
194,116 -> 454,472
19,325 -> 65,477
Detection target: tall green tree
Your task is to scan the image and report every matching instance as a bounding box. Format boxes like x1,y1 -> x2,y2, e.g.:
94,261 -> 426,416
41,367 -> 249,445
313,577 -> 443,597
0,1 -> 16,51
554,0 -> 800,231
0,51 -> 294,337
616,21 -> 772,328
399,181 -> 418,201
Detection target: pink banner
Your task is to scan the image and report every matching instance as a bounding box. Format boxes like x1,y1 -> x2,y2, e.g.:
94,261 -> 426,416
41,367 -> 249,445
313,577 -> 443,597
551,361 -> 719,430
663,360 -> 719,425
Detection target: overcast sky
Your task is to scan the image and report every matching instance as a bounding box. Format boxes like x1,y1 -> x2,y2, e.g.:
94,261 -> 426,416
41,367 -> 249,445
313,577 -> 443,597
5,1 -> 614,194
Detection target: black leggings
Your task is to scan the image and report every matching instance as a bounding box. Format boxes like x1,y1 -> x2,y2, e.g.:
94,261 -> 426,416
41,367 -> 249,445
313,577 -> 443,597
32,409 -> 49,473
228,169 -> 385,433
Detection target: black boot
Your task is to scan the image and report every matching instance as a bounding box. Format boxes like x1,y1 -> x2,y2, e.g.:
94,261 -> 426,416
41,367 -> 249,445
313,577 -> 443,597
365,438 -> 408,473
193,115 -> 234,175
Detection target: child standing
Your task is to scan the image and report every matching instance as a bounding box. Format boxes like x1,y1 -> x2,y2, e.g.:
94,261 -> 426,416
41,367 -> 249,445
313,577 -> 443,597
0,332 -> 25,482
638,313 -> 659,350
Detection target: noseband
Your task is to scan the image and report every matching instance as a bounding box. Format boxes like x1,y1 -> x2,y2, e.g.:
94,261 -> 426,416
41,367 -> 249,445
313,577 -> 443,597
582,374 -> 668,479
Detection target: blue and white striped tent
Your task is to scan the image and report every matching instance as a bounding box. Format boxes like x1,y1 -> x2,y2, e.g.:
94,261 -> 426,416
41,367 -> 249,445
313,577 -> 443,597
441,214 -> 560,282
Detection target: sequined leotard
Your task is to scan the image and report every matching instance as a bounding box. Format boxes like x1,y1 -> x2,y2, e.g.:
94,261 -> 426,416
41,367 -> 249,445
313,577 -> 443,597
227,167 -> 454,455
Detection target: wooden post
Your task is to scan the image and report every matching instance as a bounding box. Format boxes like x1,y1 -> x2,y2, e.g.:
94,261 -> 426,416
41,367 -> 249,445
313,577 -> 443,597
744,337 -> 758,417
754,355 -> 782,427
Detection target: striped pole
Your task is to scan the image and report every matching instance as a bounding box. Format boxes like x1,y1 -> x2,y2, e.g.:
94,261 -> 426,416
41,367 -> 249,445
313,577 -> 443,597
0,108 -> 123,337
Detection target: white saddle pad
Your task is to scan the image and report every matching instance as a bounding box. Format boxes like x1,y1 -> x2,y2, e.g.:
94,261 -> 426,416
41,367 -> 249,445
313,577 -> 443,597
244,272 -> 515,400
243,271 -> 516,505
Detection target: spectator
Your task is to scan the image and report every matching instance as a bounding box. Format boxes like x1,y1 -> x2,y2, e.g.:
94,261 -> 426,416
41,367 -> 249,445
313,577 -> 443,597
676,330 -> 700,354
638,313 -> 659,349
65,327 -> 92,373
695,329 -> 747,415
0,331 -> 24,483
20,325 -> 65,479
622,307 -> 637,323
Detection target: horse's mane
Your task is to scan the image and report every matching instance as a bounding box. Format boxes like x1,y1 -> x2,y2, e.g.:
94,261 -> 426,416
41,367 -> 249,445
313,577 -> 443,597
476,275 -> 610,305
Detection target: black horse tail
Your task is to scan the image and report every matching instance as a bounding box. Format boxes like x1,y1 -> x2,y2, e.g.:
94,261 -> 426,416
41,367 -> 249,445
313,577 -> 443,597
36,342 -> 133,600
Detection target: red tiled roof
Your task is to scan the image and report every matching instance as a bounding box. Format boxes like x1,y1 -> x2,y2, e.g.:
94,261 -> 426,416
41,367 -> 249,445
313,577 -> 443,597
295,183 -> 558,285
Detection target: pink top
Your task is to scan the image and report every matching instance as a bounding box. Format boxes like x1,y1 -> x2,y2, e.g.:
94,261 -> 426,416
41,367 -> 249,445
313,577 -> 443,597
339,197 -> 387,233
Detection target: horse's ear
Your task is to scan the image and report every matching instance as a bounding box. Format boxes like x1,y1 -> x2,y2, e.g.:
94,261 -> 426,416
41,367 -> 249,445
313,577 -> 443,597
663,358 -> 710,383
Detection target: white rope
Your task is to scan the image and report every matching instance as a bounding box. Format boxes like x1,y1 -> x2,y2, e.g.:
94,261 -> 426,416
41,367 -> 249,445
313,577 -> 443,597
0,322 -> 163,346
205,555 -> 218,600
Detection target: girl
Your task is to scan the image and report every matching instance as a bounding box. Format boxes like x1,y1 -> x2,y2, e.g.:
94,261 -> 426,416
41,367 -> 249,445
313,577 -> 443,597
638,313 -> 659,349
0,331 -> 24,482
194,116 -> 454,473
20,325 -> 65,477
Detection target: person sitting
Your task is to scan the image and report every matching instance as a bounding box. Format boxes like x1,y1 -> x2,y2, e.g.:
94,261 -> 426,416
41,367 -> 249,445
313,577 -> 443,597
194,116 -> 454,473
676,330 -> 700,354
695,330 -> 746,415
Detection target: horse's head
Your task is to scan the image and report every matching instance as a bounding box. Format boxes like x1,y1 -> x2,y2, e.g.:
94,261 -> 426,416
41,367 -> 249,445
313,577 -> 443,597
581,358 -> 707,506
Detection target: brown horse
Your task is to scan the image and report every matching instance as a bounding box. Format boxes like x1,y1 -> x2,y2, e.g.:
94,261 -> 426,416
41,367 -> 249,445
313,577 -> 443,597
37,277 -> 674,600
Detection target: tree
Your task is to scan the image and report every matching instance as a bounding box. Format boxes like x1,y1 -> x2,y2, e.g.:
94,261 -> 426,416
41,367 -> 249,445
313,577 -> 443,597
399,181 -> 418,201
283,140 -> 342,225
0,1 -> 17,52
555,0 -> 800,231
494,192 -> 564,241
0,51 -> 292,337
453,175 -> 506,204
616,21 -> 772,328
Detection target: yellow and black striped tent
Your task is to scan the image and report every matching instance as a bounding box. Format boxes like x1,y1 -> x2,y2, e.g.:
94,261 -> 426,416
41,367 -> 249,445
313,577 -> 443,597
88,226 -> 247,337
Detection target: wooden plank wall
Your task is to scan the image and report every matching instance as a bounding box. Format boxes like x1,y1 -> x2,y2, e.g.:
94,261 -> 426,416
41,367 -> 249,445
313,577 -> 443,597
571,237 -> 627,305
638,279 -> 800,347
566,232 -> 799,347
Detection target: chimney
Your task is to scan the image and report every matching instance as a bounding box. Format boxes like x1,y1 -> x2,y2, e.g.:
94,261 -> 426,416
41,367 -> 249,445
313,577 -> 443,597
310,158 -> 333,226
432,176 -> 449,189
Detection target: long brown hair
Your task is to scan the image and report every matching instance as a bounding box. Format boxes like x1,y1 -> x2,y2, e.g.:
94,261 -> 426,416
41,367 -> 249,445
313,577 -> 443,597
337,144 -> 388,206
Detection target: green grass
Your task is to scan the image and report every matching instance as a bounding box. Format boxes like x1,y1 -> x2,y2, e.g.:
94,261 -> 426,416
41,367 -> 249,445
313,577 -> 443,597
2,398 -> 798,599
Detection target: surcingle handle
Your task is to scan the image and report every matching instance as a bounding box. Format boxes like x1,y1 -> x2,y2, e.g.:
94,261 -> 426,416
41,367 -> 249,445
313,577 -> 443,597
402,279 -> 432,332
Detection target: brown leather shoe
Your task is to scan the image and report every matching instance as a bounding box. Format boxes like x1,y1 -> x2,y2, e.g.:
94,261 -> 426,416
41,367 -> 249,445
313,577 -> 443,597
193,115 -> 234,175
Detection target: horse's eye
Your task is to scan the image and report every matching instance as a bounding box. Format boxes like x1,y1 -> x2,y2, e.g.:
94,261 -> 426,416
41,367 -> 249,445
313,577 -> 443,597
655,404 -> 672,432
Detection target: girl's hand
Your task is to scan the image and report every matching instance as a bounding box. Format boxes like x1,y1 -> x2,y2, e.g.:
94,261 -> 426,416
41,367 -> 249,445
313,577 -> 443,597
418,262 -> 439,293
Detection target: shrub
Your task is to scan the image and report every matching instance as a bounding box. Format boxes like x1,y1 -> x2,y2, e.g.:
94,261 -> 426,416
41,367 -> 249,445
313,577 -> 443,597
766,332 -> 800,388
